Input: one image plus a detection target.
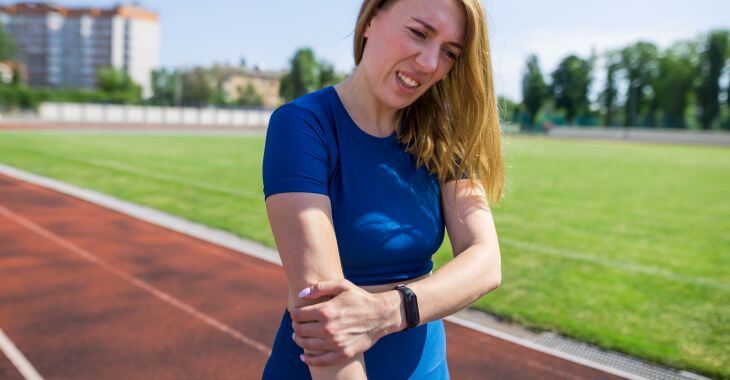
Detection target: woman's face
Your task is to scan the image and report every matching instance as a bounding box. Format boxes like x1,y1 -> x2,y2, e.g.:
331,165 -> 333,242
361,0 -> 466,109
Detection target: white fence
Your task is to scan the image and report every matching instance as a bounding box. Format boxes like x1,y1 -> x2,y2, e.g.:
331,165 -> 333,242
547,126 -> 730,146
35,103 -> 272,127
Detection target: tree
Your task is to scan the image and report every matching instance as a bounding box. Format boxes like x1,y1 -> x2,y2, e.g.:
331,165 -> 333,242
280,48 -> 320,101
238,83 -> 264,107
97,68 -> 131,92
696,29 -> 729,129
497,96 -> 519,124
180,68 -> 212,107
726,70 -> 730,129
652,41 -> 699,128
279,48 -> 347,101
619,42 -> 659,127
149,68 -> 181,106
211,81 -> 228,107
550,54 -> 593,125
521,54 -> 549,130
600,51 -> 621,126
318,61 -> 346,88
96,67 -> 142,104
0,23 -> 18,62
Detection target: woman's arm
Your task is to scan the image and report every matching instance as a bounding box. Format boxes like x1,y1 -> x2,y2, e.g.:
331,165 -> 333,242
290,179 -> 502,367
266,192 -> 367,379
380,179 -> 502,335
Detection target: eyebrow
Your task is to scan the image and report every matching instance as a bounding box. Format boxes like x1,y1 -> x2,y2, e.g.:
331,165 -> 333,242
411,17 -> 464,50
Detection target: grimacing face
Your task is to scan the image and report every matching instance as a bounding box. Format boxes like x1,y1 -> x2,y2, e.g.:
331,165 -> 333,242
361,0 -> 466,109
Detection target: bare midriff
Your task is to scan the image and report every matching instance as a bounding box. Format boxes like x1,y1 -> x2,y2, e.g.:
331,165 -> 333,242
358,271 -> 432,294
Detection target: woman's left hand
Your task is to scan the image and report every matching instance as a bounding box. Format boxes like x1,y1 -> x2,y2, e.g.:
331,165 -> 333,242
290,279 -> 390,367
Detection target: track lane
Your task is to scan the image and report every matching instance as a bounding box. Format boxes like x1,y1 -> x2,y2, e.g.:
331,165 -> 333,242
0,173 -> 622,379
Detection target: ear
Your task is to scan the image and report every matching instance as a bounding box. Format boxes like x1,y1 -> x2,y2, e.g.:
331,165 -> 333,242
364,20 -> 373,38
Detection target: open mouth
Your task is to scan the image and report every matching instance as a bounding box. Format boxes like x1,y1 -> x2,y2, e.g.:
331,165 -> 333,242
396,71 -> 421,89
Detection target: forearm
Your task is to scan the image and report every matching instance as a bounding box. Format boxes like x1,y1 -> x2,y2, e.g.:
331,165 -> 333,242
309,354 -> 367,380
381,243 -> 501,334
293,296 -> 367,380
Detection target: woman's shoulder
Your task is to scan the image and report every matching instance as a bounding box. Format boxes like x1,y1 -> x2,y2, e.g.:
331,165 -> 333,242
267,87 -> 340,151
273,86 -> 336,126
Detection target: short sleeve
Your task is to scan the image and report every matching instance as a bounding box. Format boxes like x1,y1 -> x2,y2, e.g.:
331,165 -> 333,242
262,104 -> 330,200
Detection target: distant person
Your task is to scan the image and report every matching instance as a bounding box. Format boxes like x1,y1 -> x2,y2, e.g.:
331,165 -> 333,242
541,120 -> 554,134
261,0 -> 504,378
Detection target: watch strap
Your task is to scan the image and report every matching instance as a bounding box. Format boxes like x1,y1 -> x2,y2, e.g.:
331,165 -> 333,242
394,284 -> 420,330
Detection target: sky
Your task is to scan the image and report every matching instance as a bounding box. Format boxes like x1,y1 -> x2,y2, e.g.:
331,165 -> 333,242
49,0 -> 730,101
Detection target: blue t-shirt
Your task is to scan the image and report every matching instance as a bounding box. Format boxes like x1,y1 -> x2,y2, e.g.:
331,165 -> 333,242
262,85 -> 445,286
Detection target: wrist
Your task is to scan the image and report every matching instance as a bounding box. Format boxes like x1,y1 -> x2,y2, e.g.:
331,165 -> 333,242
379,290 -> 407,335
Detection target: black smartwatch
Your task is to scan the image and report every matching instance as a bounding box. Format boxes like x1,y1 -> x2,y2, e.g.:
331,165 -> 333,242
394,284 -> 420,330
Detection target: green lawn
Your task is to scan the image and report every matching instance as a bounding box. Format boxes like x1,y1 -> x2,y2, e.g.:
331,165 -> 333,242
0,131 -> 728,378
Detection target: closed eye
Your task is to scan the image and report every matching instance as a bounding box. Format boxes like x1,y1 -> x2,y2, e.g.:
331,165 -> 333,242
408,27 -> 426,39
409,27 -> 459,60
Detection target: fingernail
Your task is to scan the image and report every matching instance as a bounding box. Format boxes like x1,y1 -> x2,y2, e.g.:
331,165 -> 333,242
298,287 -> 310,298
299,354 -> 305,362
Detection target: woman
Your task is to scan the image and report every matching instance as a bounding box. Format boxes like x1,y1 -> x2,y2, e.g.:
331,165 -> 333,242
261,0 -> 504,378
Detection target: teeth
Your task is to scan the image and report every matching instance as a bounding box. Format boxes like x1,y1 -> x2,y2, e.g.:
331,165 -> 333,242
397,71 -> 420,88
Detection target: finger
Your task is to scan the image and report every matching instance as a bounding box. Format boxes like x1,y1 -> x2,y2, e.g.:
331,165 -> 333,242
302,347 -> 327,355
294,301 -> 345,323
291,307 -> 320,323
291,304 -> 328,323
298,280 -> 350,300
291,320 -> 324,338
292,332 -> 329,351
302,350 -> 347,367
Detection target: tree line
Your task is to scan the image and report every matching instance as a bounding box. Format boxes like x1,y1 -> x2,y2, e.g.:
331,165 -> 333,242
147,63 -> 265,108
148,48 -> 347,107
5,18 -> 726,131
515,29 -> 730,131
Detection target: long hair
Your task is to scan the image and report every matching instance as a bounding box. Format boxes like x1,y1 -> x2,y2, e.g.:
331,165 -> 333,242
353,0 -> 505,205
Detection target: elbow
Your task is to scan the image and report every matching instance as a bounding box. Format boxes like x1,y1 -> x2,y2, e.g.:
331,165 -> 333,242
486,256 -> 502,291
474,271 -> 500,303
477,268 -> 501,297
493,272 -> 502,289
483,245 -> 502,291
485,265 -> 501,291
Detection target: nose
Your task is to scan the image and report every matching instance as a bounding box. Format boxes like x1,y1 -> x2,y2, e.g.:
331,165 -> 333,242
414,44 -> 439,74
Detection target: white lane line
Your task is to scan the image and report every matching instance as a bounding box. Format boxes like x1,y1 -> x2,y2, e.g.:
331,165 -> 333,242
0,163 -> 281,266
0,328 -> 43,380
0,204 -> 271,356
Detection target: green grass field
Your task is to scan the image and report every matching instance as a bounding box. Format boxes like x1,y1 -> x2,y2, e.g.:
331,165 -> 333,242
0,131 -> 728,378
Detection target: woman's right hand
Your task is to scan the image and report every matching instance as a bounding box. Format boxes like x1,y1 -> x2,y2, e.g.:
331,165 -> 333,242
288,297 -> 331,358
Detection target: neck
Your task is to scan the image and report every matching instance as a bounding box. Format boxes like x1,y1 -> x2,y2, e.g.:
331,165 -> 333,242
334,66 -> 403,137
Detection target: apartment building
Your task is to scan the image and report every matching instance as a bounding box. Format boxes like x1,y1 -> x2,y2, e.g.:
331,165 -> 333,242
0,2 -> 159,97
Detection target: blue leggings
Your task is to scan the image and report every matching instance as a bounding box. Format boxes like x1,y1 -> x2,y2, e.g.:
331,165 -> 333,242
262,308 -> 450,379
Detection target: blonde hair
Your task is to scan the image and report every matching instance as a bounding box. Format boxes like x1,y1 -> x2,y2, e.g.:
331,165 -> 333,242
353,0 -> 505,205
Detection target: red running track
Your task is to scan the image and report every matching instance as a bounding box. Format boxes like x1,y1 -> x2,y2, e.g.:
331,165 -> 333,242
0,173 -> 622,379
